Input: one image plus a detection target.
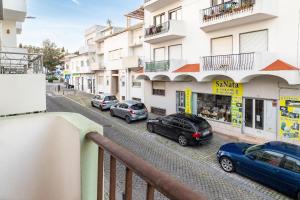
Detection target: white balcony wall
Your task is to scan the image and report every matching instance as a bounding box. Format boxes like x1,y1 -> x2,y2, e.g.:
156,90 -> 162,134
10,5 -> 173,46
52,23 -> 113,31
0,74 -> 46,115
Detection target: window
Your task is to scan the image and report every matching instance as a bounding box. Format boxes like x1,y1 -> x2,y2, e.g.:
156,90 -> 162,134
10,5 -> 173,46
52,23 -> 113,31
169,44 -> 182,60
109,49 -> 123,60
240,30 -> 268,53
176,91 -> 185,113
132,81 -> 141,88
122,96 -> 125,101
132,97 -> 141,102
120,104 -> 128,109
196,93 -> 232,123
211,36 -> 233,56
152,82 -> 165,96
283,156 -> 300,173
104,96 -> 117,101
256,151 -> 284,167
154,47 -> 165,61
151,107 -> 166,116
131,103 -> 145,110
122,81 -> 125,87
154,13 -> 165,26
169,7 -> 182,20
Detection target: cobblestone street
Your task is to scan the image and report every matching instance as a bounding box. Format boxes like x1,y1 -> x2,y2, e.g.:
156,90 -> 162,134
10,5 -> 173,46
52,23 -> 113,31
46,86 -> 292,200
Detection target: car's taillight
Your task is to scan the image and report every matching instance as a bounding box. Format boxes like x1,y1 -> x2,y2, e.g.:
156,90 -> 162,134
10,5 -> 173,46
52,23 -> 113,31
192,132 -> 202,138
129,109 -> 136,114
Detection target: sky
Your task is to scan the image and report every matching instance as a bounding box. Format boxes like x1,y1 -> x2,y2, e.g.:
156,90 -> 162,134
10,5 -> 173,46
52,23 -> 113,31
19,0 -> 142,52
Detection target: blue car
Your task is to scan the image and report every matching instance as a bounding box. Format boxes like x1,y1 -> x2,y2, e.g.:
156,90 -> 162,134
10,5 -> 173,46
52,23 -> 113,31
217,141 -> 300,199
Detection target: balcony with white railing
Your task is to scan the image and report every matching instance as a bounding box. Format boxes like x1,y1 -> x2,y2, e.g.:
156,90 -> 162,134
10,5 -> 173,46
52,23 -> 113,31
144,0 -> 181,11
144,20 -> 186,44
200,0 -> 278,32
91,62 -> 105,71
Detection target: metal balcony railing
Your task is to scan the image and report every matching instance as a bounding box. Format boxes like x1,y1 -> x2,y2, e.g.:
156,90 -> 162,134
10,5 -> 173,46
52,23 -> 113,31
202,0 -> 256,22
86,132 -> 205,200
145,60 -> 170,72
145,21 -> 170,38
202,52 -> 255,71
0,51 -> 43,74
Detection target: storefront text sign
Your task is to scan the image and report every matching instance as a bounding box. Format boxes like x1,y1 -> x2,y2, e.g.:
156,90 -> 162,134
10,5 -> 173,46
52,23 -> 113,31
212,80 -> 244,128
185,88 -> 192,114
280,96 -> 300,141
212,80 -> 243,97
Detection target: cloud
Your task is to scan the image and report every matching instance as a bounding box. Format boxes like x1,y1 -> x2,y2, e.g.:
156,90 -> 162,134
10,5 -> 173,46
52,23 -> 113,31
71,0 -> 80,5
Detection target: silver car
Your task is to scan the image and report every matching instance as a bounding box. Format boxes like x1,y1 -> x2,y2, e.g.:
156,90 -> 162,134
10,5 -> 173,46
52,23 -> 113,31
91,93 -> 118,111
110,100 -> 148,123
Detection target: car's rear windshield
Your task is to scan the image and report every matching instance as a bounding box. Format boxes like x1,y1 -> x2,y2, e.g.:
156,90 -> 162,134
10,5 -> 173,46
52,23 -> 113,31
131,103 -> 145,110
105,96 -> 117,101
196,120 -> 210,130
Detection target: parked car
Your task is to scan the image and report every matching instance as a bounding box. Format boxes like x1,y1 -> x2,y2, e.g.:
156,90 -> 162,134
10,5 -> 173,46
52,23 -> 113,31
110,100 -> 148,123
91,94 -> 118,110
146,113 -> 213,146
217,141 -> 300,200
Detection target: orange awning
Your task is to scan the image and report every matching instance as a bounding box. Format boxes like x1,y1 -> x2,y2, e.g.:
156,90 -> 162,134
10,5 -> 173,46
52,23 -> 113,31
173,64 -> 200,73
261,60 -> 299,71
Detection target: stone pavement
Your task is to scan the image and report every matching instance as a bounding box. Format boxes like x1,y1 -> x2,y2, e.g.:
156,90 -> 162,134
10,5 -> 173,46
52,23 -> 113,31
46,84 -> 291,200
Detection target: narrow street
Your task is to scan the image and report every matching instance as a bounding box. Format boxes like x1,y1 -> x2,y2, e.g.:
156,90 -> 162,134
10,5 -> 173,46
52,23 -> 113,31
46,91 -> 291,200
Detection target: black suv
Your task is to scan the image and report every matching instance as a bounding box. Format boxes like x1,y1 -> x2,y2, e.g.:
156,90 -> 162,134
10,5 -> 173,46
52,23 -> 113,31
146,113 -> 213,146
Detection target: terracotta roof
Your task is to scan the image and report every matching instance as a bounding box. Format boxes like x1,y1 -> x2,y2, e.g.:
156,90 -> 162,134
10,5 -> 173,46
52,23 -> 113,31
262,60 -> 299,71
174,64 -> 200,73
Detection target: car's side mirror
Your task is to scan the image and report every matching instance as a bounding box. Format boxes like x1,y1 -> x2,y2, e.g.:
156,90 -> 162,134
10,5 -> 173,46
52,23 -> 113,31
246,154 -> 256,160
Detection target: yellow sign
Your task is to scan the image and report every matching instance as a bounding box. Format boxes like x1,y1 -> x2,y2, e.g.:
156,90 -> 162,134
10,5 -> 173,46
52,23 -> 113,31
212,80 -> 243,97
185,88 -> 192,114
279,96 -> 300,141
231,96 -> 243,128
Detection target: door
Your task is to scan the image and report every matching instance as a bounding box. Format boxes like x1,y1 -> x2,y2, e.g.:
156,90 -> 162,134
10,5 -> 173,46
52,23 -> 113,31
157,116 -> 174,137
240,30 -> 268,53
154,48 -> 165,62
243,98 -> 277,140
169,45 -> 182,61
211,36 -> 233,56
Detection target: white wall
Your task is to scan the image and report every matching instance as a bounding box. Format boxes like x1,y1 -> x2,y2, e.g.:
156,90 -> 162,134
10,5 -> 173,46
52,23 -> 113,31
0,115 -> 81,200
0,74 -> 46,115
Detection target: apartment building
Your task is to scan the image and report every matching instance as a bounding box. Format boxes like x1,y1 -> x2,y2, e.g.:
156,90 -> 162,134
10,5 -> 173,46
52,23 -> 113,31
65,51 -> 96,93
93,7 -> 145,101
137,0 -> 300,144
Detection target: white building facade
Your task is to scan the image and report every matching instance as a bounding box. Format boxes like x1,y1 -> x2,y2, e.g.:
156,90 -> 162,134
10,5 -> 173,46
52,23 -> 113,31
136,0 -> 300,144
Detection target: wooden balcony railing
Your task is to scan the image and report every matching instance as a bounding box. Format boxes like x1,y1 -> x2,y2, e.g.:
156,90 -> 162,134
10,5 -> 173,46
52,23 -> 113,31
202,0 -> 256,22
202,52 -> 255,71
86,132 -> 205,200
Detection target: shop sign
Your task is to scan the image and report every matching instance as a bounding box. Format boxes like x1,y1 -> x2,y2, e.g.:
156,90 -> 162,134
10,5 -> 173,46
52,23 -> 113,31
279,96 -> 300,141
185,88 -> 192,114
212,80 -> 243,97
231,96 -> 243,128
72,73 -> 80,78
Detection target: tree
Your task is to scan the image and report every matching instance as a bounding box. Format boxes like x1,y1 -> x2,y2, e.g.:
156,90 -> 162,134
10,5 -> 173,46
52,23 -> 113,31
41,39 -> 64,72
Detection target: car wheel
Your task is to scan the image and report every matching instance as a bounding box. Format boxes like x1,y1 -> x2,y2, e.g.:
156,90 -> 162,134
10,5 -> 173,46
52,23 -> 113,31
220,157 -> 235,173
110,110 -> 115,117
91,102 -> 94,107
178,135 -> 188,146
125,116 -> 131,124
147,124 -> 154,133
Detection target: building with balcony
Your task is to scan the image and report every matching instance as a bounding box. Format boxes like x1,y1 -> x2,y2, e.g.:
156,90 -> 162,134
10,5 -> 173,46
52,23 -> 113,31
0,0 -> 46,116
136,0 -> 300,144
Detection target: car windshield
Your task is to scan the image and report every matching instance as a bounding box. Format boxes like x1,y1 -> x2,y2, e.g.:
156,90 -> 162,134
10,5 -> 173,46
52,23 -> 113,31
131,103 -> 145,110
105,96 -> 117,101
244,144 -> 264,155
